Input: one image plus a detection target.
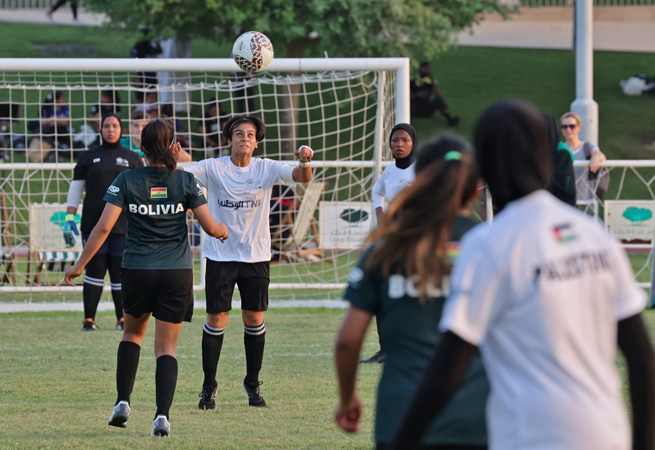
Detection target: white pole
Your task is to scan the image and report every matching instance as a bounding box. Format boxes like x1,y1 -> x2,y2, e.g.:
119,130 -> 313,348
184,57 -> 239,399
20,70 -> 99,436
570,0 -> 599,145
395,58 -> 411,124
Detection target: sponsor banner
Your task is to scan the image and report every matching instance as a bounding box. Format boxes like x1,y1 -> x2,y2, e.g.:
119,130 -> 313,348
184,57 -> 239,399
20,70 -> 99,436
29,203 -> 84,252
604,200 -> 655,245
319,201 -> 374,250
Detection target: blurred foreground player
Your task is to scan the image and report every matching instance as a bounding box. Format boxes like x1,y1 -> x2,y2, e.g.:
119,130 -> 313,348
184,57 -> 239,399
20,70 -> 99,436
391,100 -> 655,450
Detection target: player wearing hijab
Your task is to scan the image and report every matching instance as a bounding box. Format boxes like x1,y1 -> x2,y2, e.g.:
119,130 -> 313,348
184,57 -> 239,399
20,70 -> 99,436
390,100 -> 655,450
65,113 -> 144,331
362,123 -> 418,364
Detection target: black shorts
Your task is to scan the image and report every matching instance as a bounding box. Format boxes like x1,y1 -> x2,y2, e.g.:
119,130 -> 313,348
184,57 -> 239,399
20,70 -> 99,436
83,233 -> 126,257
120,268 -> 194,323
205,260 -> 270,313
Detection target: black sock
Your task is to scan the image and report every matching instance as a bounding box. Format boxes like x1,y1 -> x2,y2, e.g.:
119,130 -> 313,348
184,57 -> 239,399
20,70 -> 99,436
244,323 -> 266,385
82,277 -> 104,320
155,355 -> 178,420
201,323 -> 225,388
116,341 -> 140,405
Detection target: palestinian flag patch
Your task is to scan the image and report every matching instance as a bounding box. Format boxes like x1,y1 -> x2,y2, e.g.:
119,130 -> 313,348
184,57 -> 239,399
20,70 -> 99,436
552,223 -> 578,243
151,187 -> 167,199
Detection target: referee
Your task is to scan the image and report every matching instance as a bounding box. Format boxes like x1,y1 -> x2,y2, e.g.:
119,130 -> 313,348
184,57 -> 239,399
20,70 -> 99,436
65,118 -> 228,436
184,116 -> 313,409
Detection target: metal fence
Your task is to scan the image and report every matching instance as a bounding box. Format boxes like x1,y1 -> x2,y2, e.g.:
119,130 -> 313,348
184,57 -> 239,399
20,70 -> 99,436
1,0 -> 52,7
501,0 -> 655,6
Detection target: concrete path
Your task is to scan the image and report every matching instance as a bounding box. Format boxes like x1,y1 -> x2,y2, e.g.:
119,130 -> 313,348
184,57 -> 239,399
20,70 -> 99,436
0,7 -> 653,53
0,299 -> 348,313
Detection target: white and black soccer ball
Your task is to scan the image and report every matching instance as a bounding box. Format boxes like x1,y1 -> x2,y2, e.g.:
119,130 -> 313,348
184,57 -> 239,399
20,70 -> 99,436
232,31 -> 274,73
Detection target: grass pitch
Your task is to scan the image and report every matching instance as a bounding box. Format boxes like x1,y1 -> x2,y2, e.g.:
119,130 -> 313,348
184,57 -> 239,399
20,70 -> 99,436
0,308 -> 379,449
2,307 -> 655,448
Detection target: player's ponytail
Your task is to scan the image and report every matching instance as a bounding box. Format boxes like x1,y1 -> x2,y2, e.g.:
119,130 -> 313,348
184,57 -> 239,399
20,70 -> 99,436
140,117 -> 177,172
366,134 -> 478,301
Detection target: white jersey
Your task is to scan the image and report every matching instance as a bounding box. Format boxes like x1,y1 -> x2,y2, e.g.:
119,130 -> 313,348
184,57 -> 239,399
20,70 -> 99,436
440,190 -> 645,450
185,156 -> 289,263
371,163 -> 415,209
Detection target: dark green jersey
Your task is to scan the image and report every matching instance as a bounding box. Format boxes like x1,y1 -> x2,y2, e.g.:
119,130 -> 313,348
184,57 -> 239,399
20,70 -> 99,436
103,167 -> 207,270
343,216 -> 488,446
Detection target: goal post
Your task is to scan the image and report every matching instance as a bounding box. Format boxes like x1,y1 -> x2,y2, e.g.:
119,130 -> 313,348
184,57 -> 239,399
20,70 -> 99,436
0,57 -> 409,300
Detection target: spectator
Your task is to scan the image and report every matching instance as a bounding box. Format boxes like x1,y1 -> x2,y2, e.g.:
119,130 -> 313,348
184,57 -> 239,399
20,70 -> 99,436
410,62 -> 459,127
560,112 -> 607,206
45,0 -> 80,25
100,90 -> 122,117
72,104 -> 101,152
27,91 -> 72,162
133,91 -> 158,115
199,99 -> 227,158
120,110 -> 151,157
543,112 -> 576,206
131,33 -> 163,102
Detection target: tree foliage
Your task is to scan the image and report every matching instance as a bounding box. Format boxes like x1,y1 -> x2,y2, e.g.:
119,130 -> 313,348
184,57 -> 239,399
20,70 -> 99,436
85,0 -> 512,59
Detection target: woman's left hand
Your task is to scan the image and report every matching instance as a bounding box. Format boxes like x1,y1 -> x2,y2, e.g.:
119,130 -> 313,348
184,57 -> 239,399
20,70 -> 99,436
170,141 -> 183,160
295,145 -> 313,161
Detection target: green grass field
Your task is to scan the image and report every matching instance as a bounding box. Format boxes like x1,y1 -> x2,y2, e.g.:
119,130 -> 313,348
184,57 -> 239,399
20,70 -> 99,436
0,308 -> 379,449
1,307 -> 654,449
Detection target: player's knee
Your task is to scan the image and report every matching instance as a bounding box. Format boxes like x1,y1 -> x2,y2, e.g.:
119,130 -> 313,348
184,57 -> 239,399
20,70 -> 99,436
242,310 -> 264,327
206,312 -> 228,328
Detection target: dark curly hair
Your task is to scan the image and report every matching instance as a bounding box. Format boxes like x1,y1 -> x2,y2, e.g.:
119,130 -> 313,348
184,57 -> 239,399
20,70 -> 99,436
222,116 -> 265,142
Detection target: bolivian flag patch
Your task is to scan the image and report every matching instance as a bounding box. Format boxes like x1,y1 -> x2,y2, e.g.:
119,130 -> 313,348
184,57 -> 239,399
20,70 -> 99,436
151,187 -> 168,199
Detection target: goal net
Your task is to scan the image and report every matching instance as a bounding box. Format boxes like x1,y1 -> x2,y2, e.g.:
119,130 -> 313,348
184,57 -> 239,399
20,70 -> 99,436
0,58 -> 410,301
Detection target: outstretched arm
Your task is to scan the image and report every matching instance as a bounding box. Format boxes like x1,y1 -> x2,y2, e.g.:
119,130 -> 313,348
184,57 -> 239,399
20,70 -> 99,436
334,306 -> 372,433
390,331 -> 476,450
64,203 -> 122,285
617,313 -> 655,450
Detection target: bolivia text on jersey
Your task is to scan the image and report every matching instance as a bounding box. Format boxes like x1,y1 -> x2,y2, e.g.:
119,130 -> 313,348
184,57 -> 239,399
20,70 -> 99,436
128,203 -> 185,215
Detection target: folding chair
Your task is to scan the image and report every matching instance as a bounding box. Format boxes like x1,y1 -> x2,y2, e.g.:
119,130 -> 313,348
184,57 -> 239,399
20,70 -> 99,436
271,182 -> 328,262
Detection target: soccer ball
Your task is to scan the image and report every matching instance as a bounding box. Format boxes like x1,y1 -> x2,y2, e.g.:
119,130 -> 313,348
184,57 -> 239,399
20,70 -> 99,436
232,31 -> 274,73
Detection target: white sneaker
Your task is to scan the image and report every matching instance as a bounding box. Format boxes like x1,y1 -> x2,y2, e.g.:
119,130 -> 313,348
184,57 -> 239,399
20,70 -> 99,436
151,415 -> 170,437
108,401 -> 130,428
44,11 -> 54,23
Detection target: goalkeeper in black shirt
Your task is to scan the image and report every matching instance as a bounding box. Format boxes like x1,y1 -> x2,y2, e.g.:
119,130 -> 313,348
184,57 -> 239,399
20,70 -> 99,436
65,113 -> 144,331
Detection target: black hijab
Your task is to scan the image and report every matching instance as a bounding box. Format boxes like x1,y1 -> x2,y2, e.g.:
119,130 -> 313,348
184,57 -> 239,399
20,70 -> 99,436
389,123 -> 417,169
100,112 -> 123,149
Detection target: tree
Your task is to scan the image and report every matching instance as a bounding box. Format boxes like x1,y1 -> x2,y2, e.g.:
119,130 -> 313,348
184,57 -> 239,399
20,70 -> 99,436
86,0 -> 512,153
86,0 -> 512,61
